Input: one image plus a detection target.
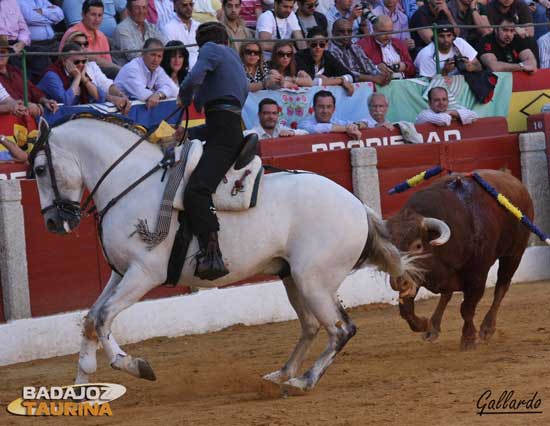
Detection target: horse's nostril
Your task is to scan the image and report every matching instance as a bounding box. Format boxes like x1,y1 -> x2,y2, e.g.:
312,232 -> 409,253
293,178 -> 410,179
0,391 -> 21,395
46,218 -> 57,232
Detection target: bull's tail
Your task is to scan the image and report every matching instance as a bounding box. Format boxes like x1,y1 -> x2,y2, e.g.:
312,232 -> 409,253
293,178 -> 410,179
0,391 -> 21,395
358,205 -> 424,289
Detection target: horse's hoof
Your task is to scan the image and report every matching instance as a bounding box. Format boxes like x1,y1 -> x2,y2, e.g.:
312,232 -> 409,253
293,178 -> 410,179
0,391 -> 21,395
136,358 -> 157,381
75,368 -> 89,385
281,377 -> 311,396
262,370 -> 288,385
422,329 -> 440,342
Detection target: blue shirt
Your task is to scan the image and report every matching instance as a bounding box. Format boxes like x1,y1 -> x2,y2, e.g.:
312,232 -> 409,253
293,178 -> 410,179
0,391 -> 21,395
37,71 -> 106,105
179,42 -> 248,110
17,0 -> 63,41
63,0 -> 125,37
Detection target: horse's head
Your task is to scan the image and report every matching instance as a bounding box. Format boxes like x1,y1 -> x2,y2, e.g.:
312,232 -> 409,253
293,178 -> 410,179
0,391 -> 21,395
30,118 -> 84,234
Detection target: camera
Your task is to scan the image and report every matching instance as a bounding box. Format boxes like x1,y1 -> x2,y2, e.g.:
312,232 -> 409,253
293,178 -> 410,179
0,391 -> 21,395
359,1 -> 378,25
453,55 -> 468,72
386,63 -> 401,72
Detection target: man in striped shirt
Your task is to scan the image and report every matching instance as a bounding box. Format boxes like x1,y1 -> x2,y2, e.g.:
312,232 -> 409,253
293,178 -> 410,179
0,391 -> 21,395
416,86 -> 477,126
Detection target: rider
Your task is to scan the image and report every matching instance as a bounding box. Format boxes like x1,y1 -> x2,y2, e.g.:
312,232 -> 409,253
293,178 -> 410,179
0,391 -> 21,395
178,22 -> 249,281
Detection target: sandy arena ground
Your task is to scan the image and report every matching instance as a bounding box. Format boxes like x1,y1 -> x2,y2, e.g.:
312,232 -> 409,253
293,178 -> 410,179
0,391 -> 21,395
1,280 -> 550,426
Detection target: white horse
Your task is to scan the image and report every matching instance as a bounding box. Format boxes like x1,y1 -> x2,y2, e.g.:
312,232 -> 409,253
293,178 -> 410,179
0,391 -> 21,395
31,117 -> 420,393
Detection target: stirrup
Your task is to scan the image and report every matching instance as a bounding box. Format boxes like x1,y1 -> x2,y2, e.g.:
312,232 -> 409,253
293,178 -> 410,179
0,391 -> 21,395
194,249 -> 229,281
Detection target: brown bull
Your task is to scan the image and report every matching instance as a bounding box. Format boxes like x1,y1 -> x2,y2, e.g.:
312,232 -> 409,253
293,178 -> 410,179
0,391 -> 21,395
386,169 -> 534,350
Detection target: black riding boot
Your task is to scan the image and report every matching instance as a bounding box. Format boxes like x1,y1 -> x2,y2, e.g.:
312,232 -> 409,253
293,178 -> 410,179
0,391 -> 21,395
195,232 -> 229,281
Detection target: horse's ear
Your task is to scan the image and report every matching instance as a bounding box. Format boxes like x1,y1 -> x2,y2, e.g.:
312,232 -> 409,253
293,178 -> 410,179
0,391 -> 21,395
38,117 -> 49,138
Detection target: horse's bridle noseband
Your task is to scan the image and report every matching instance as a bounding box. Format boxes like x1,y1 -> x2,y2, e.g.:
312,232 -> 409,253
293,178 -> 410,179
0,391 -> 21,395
29,123 -> 82,224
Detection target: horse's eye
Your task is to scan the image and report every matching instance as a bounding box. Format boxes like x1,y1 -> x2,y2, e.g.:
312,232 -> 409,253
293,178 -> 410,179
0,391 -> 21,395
34,166 -> 46,177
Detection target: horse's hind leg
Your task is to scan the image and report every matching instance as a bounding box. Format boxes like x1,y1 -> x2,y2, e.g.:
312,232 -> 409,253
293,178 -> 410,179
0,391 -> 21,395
479,255 -> 521,342
95,264 -> 160,381
76,272 -> 122,384
282,273 -> 356,392
263,276 -> 320,385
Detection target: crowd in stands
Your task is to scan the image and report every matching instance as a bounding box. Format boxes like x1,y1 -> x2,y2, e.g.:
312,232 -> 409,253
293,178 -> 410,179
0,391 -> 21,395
1,0 -> 549,158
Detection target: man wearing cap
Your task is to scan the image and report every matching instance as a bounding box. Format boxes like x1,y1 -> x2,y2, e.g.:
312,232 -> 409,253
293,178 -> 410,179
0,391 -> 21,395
414,21 -> 481,77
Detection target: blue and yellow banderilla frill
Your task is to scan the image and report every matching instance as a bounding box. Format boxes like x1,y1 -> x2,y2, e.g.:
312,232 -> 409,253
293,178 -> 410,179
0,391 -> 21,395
388,165 -> 444,195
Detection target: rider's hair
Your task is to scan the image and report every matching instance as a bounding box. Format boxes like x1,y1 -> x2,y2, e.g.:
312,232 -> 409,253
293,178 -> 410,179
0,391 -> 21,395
258,98 -> 279,113
196,22 -> 229,47
313,90 -> 335,107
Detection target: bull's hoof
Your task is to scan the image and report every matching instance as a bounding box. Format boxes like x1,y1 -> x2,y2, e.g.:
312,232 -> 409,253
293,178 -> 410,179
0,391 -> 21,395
479,327 -> 495,343
422,329 -> 440,342
460,336 -> 478,351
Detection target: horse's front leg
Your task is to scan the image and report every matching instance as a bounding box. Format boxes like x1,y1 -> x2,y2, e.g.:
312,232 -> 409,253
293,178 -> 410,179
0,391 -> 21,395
76,272 -> 122,384
95,264 -> 160,381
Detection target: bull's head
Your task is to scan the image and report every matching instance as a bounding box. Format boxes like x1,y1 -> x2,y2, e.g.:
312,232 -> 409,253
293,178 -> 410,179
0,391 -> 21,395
386,208 -> 451,297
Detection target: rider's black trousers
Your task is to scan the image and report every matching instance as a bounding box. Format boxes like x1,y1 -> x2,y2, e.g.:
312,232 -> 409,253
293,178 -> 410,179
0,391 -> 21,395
183,108 -> 243,246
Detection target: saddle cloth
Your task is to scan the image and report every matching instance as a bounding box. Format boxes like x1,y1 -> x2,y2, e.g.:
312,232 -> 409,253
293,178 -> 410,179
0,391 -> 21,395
173,140 -> 263,212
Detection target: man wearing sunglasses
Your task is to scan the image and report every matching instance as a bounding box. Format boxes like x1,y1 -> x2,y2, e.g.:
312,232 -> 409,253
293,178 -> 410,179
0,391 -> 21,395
161,0 -> 200,68
296,0 -> 328,38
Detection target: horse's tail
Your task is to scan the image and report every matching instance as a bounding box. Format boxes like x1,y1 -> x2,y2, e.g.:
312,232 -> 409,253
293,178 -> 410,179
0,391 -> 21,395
357,205 -> 424,288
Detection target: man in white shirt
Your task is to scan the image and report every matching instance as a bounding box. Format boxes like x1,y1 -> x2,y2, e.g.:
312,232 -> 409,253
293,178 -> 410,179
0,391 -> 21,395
414,22 -> 481,77
299,90 -> 363,138
361,93 -> 394,130
114,37 -> 178,109
161,0 -> 200,68
256,0 -> 305,59
245,98 -> 309,139
416,86 -> 478,126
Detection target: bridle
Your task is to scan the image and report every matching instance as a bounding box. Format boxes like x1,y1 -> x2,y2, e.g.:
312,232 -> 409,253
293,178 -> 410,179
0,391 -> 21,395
28,123 -> 82,225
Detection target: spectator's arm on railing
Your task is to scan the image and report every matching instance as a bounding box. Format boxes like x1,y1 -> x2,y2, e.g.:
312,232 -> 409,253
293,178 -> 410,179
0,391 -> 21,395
292,30 -> 307,51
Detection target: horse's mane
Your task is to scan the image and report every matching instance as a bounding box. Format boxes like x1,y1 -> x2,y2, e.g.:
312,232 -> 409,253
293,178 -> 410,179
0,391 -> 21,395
52,111 -> 148,138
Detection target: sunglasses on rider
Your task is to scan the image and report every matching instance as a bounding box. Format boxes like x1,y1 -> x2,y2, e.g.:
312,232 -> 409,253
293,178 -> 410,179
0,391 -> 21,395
277,51 -> 293,58
310,41 -> 327,48
73,59 -> 88,65
74,40 -> 89,47
244,49 -> 260,56
306,1 -> 319,8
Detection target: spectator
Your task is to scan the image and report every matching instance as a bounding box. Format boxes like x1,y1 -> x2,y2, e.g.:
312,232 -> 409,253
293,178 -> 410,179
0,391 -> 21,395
17,0 -> 64,82
326,0 -> 361,36
362,92 -> 393,129
416,86 -> 478,126
414,22 -> 481,77
161,40 -> 189,84
113,0 -> 164,66
115,37 -> 178,109
256,0 -> 305,59
409,0 -> 459,56
38,43 -> 106,105
447,0 -> 491,48
0,0 -> 30,57
161,0 -> 200,69
244,98 -> 308,139
487,0 -> 534,39
63,0 -> 126,37
538,29 -> 550,68
270,40 -> 313,88
371,0 -> 414,48
331,18 -> 392,85
480,16 -> 537,72
400,0 -> 418,19
220,0 -> 253,52
193,0 -> 222,23
529,0 -> 550,41
0,133 -> 28,162
240,41 -> 280,91
358,16 -> 416,79
299,90 -> 365,137
296,0 -> 328,38
60,0 -> 120,78
239,0 -> 262,28
0,35 -> 58,117
67,31 -> 131,114
154,0 -> 177,28
296,27 -> 355,95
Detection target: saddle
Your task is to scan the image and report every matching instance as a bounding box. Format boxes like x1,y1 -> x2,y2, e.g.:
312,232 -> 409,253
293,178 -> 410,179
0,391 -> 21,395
173,133 -> 263,211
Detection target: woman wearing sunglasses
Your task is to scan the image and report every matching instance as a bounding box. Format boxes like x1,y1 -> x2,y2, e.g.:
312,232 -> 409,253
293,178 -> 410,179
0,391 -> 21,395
240,41 -> 278,92
295,26 -> 355,96
38,43 -> 106,106
269,41 -> 313,89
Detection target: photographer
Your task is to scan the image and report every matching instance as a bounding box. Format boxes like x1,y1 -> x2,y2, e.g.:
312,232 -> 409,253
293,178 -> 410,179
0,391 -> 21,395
414,21 -> 481,77
326,0 -> 362,36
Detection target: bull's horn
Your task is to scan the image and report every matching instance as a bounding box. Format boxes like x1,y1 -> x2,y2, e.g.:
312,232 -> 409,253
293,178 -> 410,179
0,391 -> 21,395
423,217 -> 451,246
